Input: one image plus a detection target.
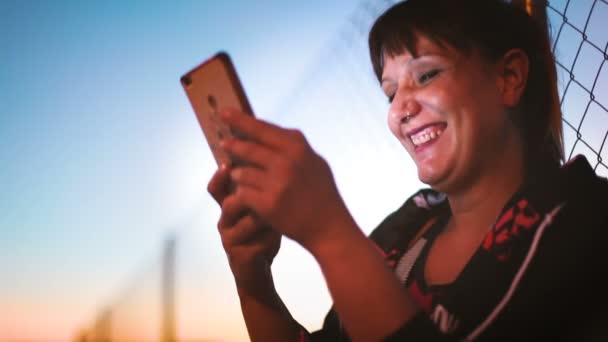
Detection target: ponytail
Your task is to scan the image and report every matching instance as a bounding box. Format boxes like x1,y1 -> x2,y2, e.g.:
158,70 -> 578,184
512,0 -> 564,163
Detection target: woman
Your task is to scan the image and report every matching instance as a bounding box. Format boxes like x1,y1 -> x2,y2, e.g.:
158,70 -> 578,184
208,0 -> 608,340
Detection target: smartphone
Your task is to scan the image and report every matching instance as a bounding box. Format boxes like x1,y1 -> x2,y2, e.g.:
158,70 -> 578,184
180,51 -> 254,167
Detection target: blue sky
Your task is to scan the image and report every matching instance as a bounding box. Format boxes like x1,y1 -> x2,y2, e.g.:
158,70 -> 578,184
0,1 -> 360,340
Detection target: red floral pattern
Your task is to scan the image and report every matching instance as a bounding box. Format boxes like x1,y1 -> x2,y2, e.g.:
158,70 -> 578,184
482,199 -> 541,261
409,280 -> 434,313
373,243 -> 401,268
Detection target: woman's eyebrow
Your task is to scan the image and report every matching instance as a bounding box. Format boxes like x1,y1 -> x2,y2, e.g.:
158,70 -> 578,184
409,53 -> 444,65
381,54 -> 444,84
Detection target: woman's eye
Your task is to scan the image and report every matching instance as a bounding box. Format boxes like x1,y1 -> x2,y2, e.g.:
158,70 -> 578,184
418,69 -> 440,84
387,94 -> 395,103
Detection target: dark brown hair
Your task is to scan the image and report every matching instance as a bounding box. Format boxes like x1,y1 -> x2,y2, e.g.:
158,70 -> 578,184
369,0 -> 563,165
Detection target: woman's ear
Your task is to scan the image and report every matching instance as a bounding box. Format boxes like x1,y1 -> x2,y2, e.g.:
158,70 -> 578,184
497,48 -> 529,107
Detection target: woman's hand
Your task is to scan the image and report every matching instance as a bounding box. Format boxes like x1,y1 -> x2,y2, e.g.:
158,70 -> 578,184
217,110 -> 420,341
219,109 -> 355,253
208,164 -> 281,296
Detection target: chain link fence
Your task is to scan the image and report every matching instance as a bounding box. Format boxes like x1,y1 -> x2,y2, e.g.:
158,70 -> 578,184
549,0 -> 608,174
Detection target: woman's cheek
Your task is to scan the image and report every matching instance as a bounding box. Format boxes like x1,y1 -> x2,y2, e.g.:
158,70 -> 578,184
387,110 -> 400,138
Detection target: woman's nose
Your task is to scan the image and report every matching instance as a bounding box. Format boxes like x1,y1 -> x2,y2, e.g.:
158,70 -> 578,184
392,96 -> 422,124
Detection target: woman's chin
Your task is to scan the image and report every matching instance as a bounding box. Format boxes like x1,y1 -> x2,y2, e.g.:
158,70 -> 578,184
417,165 -> 449,190
417,169 -> 437,185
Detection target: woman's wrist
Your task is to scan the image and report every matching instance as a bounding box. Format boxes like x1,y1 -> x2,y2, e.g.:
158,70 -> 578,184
237,282 -> 280,308
235,269 -> 302,342
233,261 -> 276,299
304,207 -> 366,264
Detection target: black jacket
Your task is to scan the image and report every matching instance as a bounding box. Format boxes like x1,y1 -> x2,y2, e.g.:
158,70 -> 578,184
306,156 -> 608,341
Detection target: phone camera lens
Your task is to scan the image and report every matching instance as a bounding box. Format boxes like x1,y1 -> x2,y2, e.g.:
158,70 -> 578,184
181,75 -> 192,87
208,95 -> 217,110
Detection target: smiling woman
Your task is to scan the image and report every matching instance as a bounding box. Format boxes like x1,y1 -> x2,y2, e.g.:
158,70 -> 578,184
380,37 -> 521,194
205,0 -> 608,341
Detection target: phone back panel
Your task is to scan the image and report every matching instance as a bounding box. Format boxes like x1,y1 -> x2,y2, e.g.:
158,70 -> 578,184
181,52 -> 253,166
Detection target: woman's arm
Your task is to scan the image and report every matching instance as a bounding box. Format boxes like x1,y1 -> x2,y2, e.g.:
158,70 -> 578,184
236,270 -> 304,342
306,209 -> 420,341
220,110 -> 421,341
208,164 -> 304,341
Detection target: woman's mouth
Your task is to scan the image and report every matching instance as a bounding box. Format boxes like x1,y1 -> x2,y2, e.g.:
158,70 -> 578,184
408,123 -> 447,147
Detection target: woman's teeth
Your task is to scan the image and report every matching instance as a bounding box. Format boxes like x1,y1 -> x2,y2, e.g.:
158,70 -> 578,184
410,126 -> 445,146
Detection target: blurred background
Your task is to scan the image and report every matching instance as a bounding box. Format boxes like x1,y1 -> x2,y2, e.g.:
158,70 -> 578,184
1,0 -> 606,341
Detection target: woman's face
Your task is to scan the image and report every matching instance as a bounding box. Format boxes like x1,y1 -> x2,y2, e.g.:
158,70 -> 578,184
381,35 -> 518,193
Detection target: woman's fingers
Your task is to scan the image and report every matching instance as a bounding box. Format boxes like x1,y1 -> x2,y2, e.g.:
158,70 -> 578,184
220,188 -> 269,227
231,166 -> 268,190
213,109 -> 347,251
221,109 -> 294,151
220,214 -> 265,246
222,138 -> 278,171
219,193 -> 249,228
217,205 -> 280,263
220,186 -> 273,229
233,186 -> 274,223
208,163 -> 232,204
